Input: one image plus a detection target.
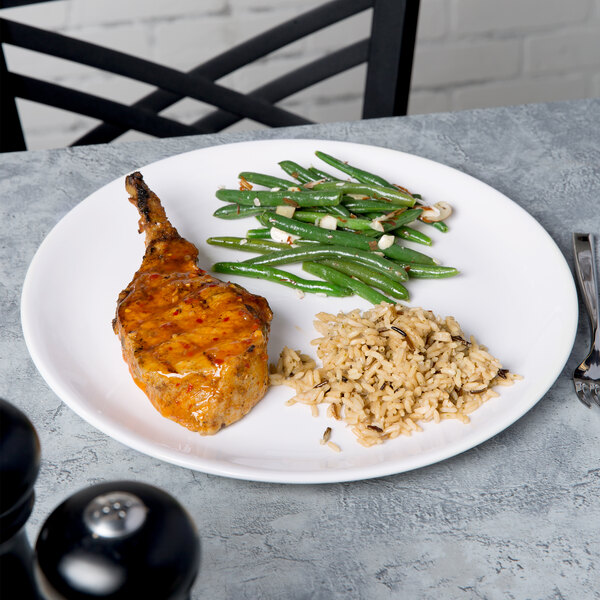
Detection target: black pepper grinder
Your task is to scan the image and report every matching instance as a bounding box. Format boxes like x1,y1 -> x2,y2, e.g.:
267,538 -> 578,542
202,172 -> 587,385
0,398 -> 42,599
34,480 -> 200,599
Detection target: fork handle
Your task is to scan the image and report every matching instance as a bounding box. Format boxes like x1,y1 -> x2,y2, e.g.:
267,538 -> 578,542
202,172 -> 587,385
573,233 -> 599,332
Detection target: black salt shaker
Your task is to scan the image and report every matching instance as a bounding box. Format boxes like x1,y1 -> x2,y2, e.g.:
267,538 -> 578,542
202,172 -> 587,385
35,480 -> 200,599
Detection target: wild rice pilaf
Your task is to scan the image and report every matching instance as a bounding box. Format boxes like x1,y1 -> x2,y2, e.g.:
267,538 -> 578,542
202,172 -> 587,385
270,303 -> 521,447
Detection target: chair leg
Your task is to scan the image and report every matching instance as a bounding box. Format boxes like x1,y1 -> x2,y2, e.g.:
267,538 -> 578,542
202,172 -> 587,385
362,0 -> 420,119
0,47 -> 26,152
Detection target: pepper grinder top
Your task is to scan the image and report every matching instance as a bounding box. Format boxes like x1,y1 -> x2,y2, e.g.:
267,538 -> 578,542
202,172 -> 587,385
35,480 -> 200,599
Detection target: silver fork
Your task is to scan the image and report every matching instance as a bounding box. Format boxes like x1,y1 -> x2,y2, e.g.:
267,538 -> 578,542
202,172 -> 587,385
572,233 -> 600,407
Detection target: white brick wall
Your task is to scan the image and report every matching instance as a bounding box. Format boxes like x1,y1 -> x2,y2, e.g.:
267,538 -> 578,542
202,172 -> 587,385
2,0 -> 599,150
452,0 -> 589,34
412,39 -> 522,88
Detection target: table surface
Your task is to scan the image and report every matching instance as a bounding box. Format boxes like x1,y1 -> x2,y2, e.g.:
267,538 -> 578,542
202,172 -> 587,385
2,99 -> 600,599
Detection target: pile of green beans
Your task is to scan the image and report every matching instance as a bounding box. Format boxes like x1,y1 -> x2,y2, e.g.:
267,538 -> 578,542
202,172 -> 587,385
208,150 -> 457,304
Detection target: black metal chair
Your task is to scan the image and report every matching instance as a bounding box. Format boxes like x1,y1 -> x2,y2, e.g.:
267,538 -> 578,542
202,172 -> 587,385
0,0 -> 420,152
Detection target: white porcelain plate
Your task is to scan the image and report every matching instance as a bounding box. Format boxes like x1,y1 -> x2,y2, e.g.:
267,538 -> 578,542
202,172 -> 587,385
21,139 -> 578,483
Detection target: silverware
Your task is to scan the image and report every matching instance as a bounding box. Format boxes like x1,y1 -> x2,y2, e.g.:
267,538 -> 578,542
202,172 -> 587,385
572,233 -> 600,407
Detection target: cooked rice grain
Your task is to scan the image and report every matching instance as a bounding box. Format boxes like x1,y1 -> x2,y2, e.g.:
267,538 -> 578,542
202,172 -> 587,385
270,304 -> 521,447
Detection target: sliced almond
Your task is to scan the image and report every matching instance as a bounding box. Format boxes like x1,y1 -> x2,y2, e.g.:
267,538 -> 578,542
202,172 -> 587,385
276,205 -> 296,218
319,215 -> 338,230
377,234 -> 395,250
346,193 -> 370,200
420,202 -> 452,222
369,219 -> 385,232
270,227 -> 299,244
302,179 -> 326,189
434,201 -> 452,220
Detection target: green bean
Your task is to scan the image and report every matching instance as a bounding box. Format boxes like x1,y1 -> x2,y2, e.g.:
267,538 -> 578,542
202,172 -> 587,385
315,150 -> 393,187
414,214 -> 449,233
363,212 -> 387,220
279,162 -> 340,184
209,235 -> 322,253
386,242 -> 436,266
308,167 -> 341,181
213,204 -> 273,219
241,245 -> 408,282
302,262 -> 393,305
302,210 -> 419,234
347,210 -> 424,236
246,228 -> 272,239
395,226 -> 432,246
255,212 -> 330,235
377,208 -> 423,233
396,264 -> 459,278
249,220 -> 391,239
254,212 -> 272,228
266,214 -> 436,265
293,211 -> 375,231
291,211 -> 321,225
278,160 -> 315,183
342,198 -> 398,213
207,236 -> 291,252
296,206 -> 329,214
212,262 -> 351,296
215,189 -> 341,207
340,216 -> 389,232
431,221 -> 449,232
310,181 -> 415,206
318,258 -> 409,300
324,204 -> 352,218
238,171 -> 298,189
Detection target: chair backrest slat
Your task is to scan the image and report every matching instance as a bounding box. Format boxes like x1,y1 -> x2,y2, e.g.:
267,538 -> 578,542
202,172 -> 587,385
197,0 -> 372,78
11,74 -> 200,139
194,40 -> 370,134
0,0 -> 59,6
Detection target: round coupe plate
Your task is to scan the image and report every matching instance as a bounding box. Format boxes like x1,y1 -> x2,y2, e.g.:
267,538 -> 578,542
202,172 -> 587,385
21,139 -> 578,483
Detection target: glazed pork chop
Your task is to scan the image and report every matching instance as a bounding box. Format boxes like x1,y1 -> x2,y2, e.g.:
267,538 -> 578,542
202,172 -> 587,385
113,172 -> 272,434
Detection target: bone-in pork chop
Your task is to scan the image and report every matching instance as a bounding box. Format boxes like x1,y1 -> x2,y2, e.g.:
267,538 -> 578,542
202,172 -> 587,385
113,172 -> 272,434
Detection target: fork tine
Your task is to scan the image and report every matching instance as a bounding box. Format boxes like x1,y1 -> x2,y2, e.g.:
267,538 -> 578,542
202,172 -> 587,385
592,384 -> 600,407
574,381 -> 592,408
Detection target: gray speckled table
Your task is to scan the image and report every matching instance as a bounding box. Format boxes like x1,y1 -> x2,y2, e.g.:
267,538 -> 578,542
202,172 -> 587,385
2,99 -> 600,599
